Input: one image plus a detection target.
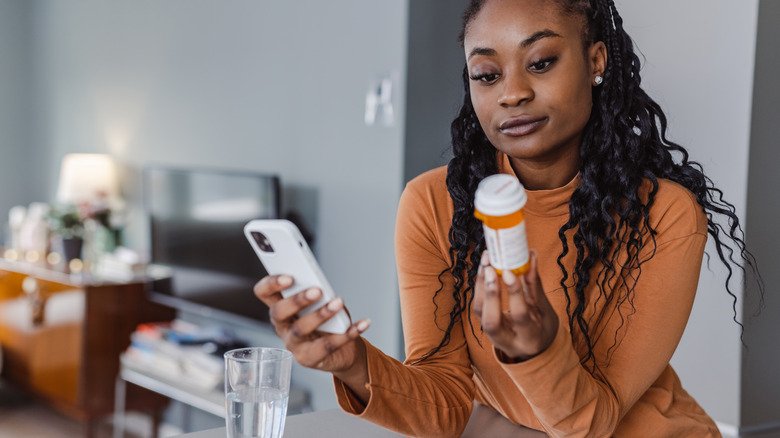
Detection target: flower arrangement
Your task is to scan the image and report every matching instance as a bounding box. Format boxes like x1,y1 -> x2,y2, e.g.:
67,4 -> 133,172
77,196 -> 126,248
47,195 -> 126,262
47,204 -> 85,240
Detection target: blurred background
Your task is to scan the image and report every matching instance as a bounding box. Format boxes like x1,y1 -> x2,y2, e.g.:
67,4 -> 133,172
0,0 -> 776,437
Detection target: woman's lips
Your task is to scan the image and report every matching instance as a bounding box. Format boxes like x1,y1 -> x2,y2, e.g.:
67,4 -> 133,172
498,116 -> 548,137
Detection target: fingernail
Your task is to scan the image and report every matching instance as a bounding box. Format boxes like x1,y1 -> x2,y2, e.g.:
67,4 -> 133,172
278,275 -> 293,286
357,319 -> 371,332
484,267 -> 496,283
327,297 -> 343,312
502,270 -> 516,286
305,288 -> 321,300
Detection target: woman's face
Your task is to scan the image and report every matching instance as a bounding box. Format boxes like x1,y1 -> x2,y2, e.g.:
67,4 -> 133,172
464,0 -> 606,163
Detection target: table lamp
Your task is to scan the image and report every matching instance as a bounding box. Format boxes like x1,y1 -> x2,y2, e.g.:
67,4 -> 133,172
56,153 -> 120,205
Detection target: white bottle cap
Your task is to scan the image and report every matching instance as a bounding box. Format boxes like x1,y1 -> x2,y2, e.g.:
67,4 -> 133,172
475,174 -> 528,217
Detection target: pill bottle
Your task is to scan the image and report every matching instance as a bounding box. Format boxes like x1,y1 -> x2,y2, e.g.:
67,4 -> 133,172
474,174 -> 530,275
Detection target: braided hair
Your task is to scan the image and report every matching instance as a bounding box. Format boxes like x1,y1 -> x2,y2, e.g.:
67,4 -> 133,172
419,0 -> 763,376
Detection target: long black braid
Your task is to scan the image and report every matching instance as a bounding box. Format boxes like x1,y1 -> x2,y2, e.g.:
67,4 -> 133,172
418,0 -> 763,376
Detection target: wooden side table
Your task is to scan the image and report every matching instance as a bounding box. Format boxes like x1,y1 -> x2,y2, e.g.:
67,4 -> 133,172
0,258 -> 176,437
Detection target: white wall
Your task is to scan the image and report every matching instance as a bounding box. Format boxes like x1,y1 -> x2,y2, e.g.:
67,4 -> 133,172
28,0 -> 408,411
617,0 -> 760,428
0,1 -> 36,217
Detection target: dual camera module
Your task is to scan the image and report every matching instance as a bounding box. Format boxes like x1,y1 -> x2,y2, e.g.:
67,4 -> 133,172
251,231 -> 275,253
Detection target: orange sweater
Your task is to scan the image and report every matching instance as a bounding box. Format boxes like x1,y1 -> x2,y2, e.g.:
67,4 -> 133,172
334,153 -> 721,437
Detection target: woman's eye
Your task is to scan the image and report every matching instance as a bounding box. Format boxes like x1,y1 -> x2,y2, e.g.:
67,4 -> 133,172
469,73 -> 499,84
529,57 -> 558,73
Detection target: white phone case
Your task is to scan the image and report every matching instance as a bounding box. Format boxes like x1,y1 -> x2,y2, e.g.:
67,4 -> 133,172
244,219 -> 351,334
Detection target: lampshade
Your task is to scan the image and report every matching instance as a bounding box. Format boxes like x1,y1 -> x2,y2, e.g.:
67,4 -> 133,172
56,153 -> 120,204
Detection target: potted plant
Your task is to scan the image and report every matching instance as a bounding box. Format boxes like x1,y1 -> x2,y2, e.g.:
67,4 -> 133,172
47,205 -> 85,262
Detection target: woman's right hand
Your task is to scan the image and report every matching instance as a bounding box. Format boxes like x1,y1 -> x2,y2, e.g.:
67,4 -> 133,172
253,274 -> 371,375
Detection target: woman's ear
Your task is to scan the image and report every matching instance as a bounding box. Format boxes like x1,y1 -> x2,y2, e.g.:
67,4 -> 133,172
589,41 -> 608,80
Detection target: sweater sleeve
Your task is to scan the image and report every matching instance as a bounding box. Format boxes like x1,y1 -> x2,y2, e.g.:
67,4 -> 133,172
333,179 -> 475,437
498,211 -> 708,437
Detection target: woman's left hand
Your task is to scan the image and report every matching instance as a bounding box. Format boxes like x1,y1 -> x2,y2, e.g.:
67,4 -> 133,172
473,250 -> 559,362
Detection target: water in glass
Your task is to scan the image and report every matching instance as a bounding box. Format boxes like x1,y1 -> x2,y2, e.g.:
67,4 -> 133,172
227,387 -> 289,438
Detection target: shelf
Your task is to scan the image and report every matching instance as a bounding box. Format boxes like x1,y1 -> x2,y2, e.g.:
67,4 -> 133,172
119,359 -> 310,419
120,365 -> 226,418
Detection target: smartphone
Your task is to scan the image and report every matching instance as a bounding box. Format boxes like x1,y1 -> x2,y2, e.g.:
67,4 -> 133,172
244,219 -> 351,334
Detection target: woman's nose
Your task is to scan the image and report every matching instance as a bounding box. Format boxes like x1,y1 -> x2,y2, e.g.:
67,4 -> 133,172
498,73 -> 534,107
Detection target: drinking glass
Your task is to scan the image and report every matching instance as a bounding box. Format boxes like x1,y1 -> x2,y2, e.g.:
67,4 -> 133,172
224,347 -> 293,438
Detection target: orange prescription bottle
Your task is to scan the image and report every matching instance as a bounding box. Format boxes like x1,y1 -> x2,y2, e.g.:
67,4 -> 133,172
474,174 -> 530,275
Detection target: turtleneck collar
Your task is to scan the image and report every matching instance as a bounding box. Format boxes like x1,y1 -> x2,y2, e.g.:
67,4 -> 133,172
498,152 -> 580,217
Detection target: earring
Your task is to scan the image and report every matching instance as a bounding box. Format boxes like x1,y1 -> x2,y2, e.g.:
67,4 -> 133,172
594,75 -> 604,86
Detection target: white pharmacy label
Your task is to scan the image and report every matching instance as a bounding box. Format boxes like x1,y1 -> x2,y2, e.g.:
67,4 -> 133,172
483,222 -> 529,271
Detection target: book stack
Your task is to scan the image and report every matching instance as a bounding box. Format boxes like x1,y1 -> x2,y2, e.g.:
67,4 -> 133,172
92,247 -> 147,282
121,320 -> 245,392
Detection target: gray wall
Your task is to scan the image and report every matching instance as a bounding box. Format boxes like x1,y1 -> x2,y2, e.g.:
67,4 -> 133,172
742,0 -> 780,431
618,0 -> 759,429
28,0 -> 408,411
403,0 -> 466,183
0,1 -> 36,219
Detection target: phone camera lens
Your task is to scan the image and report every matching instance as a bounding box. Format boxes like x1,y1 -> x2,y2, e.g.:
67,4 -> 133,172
251,231 -> 275,253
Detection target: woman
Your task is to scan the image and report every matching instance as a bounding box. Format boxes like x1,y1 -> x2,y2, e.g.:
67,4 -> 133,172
255,0 -> 759,436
